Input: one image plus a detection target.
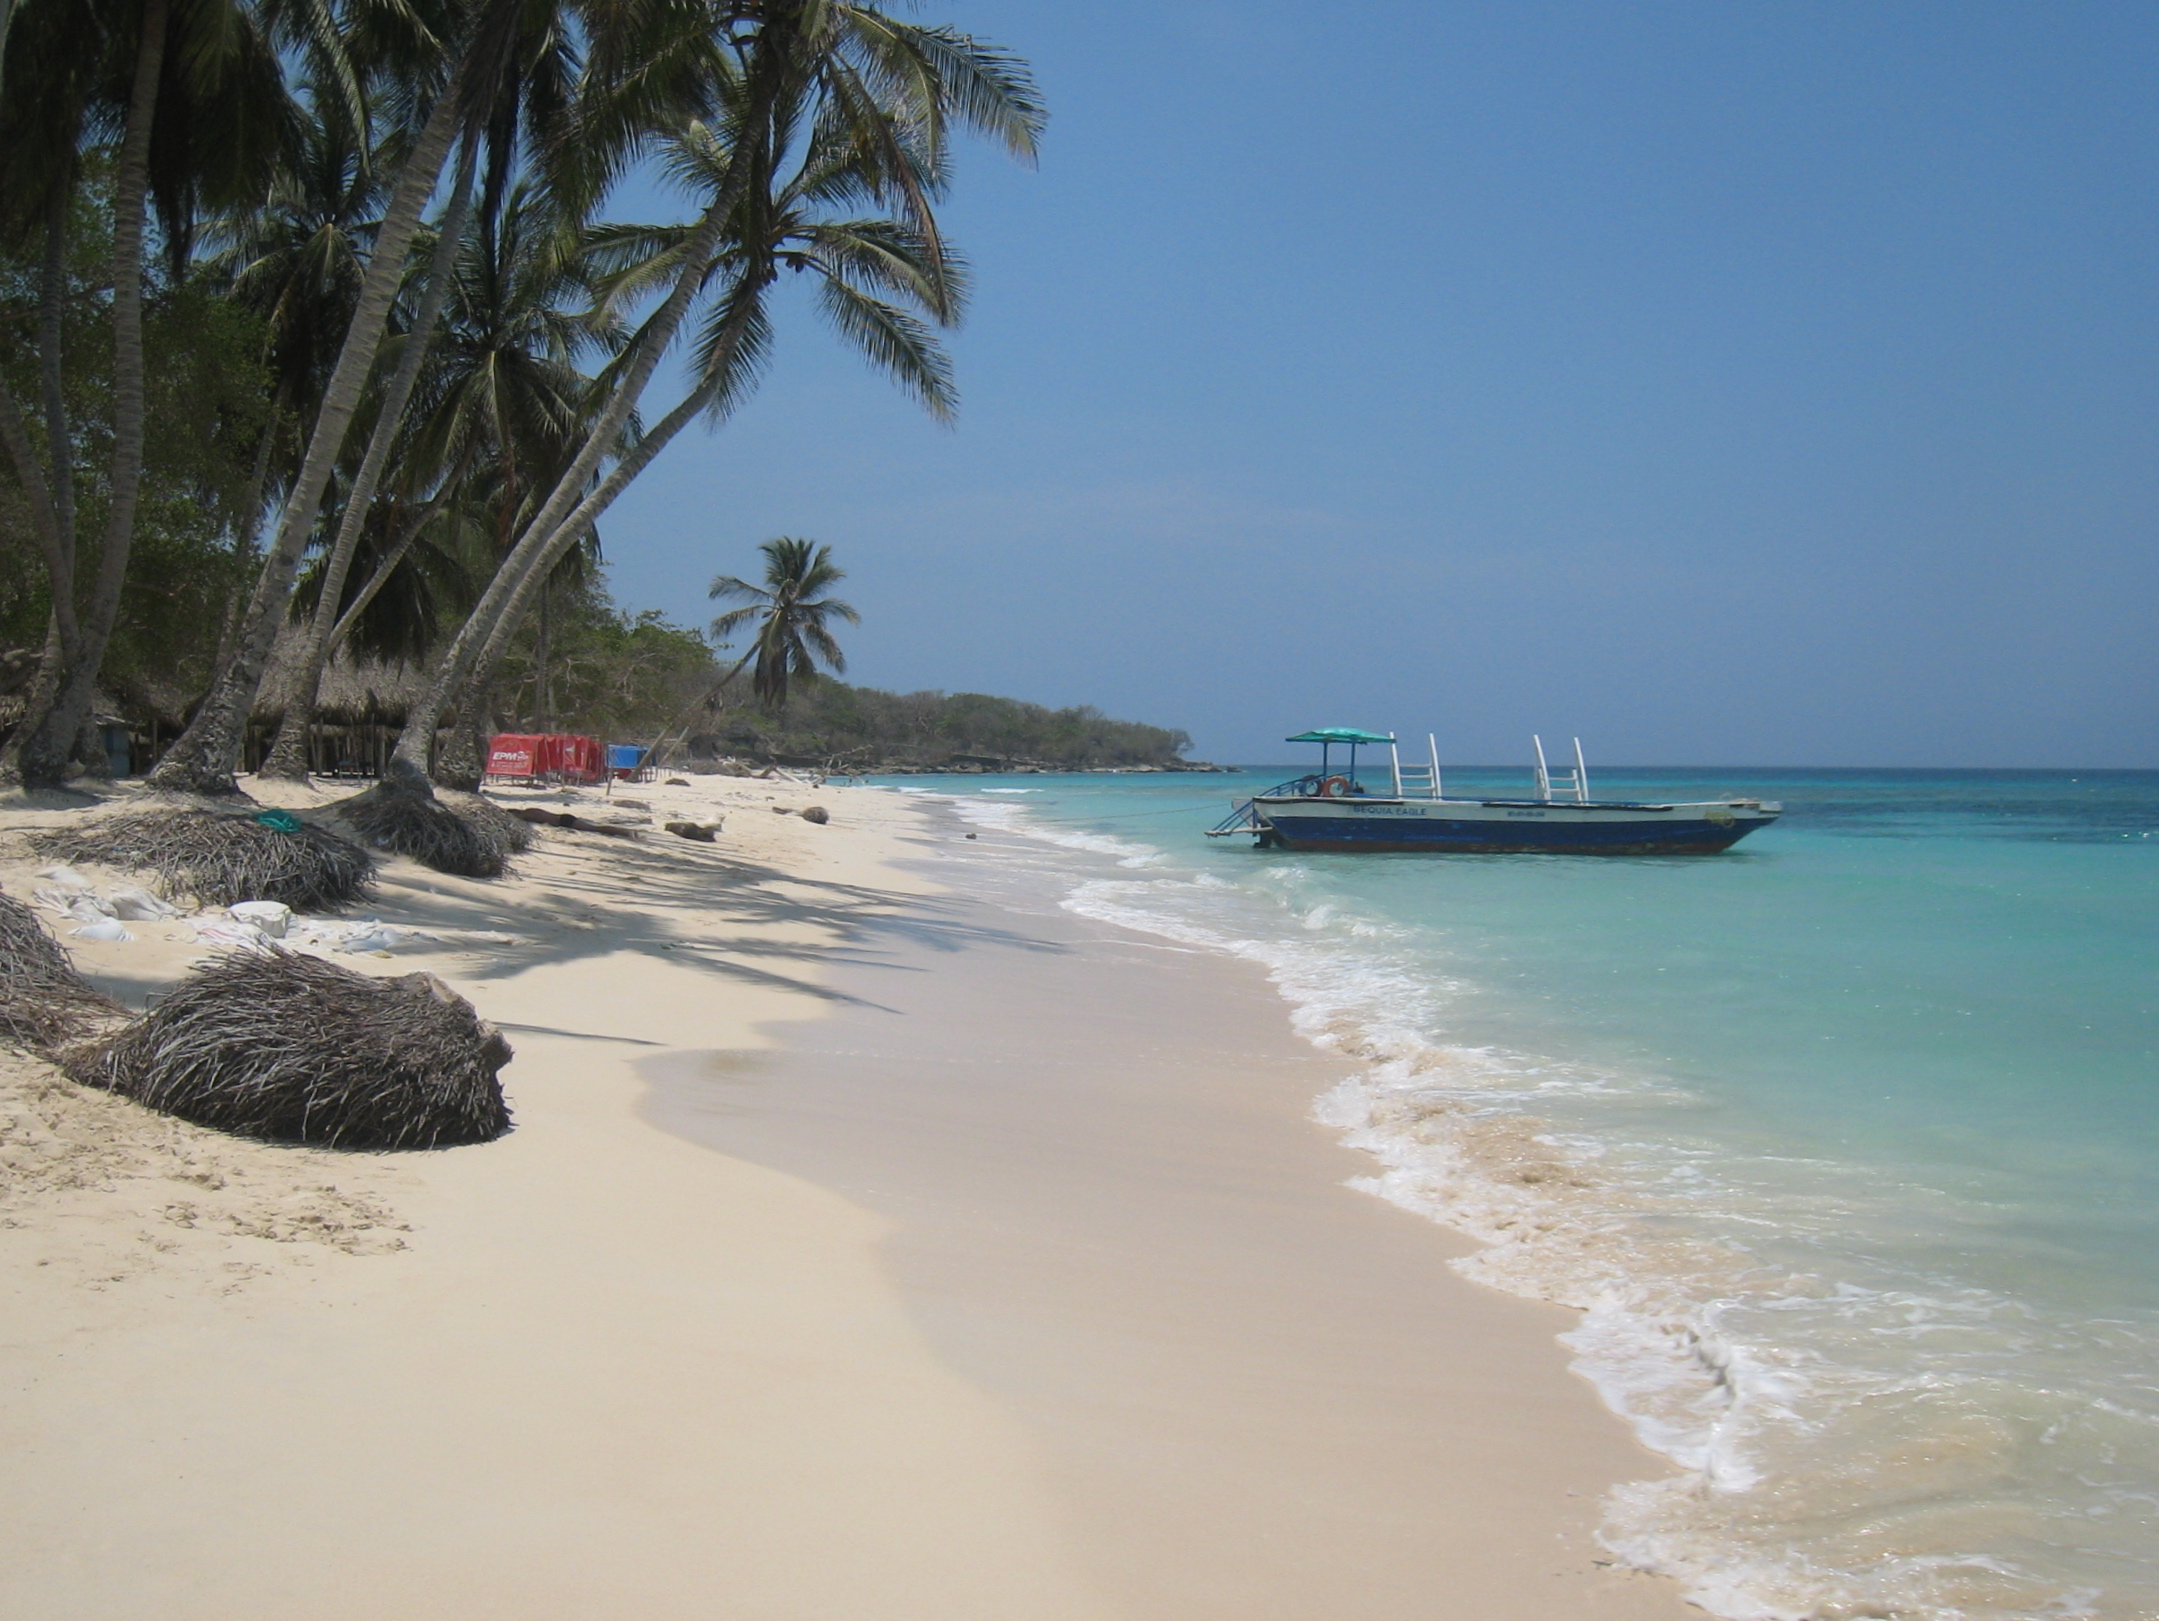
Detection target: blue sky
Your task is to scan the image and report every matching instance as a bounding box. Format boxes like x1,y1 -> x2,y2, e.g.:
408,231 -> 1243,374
601,1 -> 2157,766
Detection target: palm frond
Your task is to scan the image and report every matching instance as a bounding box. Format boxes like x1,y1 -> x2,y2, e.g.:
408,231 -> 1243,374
802,217 -> 963,320
814,275 -> 955,421
897,23 -> 1046,164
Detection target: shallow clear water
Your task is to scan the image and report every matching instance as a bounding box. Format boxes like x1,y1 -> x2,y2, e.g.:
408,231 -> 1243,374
872,766 -> 2159,1621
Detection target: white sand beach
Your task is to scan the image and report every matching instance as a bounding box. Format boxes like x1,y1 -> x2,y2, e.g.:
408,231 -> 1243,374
0,779 -> 1690,1619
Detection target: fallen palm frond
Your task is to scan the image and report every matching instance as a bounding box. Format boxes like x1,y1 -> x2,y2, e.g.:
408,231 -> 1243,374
335,782 -> 505,879
78,950 -> 513,1149
0,893 -> 128,1054
30,811 -> 374,911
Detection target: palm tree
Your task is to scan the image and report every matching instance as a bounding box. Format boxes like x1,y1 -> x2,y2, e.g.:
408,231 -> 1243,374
639,536 -> 856,766
201,85 -> 399,671
710,537 -> 858,709
25,0 -> 165,789
259,170 -> 602,777
148,0 -> 568,792
387,4 -> 1042,786
415,85 -> 976,786
257,0 -> 599,782
0,0 -> 295,788
151,0 -> 735,794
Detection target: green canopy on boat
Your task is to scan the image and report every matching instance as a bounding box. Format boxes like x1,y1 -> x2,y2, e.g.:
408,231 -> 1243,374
1285,727 -> 1395,745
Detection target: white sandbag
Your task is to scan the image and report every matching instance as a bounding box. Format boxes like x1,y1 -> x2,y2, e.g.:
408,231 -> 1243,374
228,900 -> 292,936
189,920 -> 269,950
109,885 -> 181,921
335,925 -> 403,954
70,918 -> 133,942
65,895 -> 117,922
36,864 -> 96,893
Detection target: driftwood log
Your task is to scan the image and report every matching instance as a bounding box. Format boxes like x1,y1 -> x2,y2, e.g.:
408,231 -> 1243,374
510,807 -> 640,840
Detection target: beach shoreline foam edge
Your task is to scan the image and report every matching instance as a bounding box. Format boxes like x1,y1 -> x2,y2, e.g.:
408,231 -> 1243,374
638,785 -> 1702,1620
934,781 -> 2148,1621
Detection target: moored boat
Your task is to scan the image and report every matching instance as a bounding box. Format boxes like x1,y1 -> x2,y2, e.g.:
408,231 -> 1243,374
1208,728 -> 1780,855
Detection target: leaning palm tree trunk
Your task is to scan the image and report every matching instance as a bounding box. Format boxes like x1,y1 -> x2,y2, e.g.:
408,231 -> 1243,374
386,83 -> 785,785
425,330 -> 757,792
643,645 -> 756,769
393,296 -> 755,783
317,443 -> 472,660
260,131 -> 481,781
206,386 -> 289,686
7,0 -> 166,790
148,52 -> 473,794
34,189 -> 79,601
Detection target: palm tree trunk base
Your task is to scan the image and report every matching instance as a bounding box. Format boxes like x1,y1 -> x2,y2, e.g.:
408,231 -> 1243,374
335,768 -> 511,878
145,724 -> 244,797
260,709 -> 314,780
434,724 -> 486,793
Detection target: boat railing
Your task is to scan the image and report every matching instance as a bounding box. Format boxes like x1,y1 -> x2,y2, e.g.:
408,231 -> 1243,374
1206,775 -> 1325,837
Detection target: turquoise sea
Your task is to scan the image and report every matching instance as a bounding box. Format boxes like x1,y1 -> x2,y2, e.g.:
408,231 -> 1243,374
874,767 -> 2159,1621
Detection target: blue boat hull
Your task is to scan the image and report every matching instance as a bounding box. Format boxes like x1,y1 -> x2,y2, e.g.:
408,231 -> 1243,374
1254,808 -> 1773,855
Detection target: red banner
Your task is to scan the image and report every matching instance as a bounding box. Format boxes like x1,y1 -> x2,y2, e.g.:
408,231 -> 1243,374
486,735 -> 540,779
486,733 -> 601,783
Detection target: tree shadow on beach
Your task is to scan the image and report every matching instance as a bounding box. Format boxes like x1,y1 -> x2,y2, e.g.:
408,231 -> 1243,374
346,823 -> 1069,1015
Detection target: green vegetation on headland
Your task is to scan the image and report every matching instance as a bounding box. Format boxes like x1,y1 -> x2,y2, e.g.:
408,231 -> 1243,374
501,570 -> 1205,774
652,537 -> 1209,773
682,681 -> 1206,774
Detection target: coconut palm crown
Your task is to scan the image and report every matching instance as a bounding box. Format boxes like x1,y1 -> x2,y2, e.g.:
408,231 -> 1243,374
708,536 -> 858,709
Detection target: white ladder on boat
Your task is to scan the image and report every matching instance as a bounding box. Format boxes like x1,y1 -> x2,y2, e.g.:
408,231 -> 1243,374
1390,735 -> 1444,800
1532,736 -> 1591,803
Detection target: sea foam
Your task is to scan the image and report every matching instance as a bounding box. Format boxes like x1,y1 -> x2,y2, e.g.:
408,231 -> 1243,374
945,786 -> 2159,1621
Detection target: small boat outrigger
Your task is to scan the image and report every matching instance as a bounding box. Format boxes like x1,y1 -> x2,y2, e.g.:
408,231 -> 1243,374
1209,729 -> 1780,855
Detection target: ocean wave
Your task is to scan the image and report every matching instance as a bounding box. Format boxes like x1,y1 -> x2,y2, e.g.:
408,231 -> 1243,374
973,793 -> 2159,1621
950,795 -> 1166,867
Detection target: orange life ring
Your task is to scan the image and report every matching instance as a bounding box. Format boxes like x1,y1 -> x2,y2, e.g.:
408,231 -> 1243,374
1318,775 -> 1352,798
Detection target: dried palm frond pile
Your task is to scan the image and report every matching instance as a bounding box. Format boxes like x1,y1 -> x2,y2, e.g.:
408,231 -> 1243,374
78,950 -> 514,1149
335,783 -> 507,879
0,893 -> 126,1054
438,790 -> 534,858
29,810 -> 374,911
